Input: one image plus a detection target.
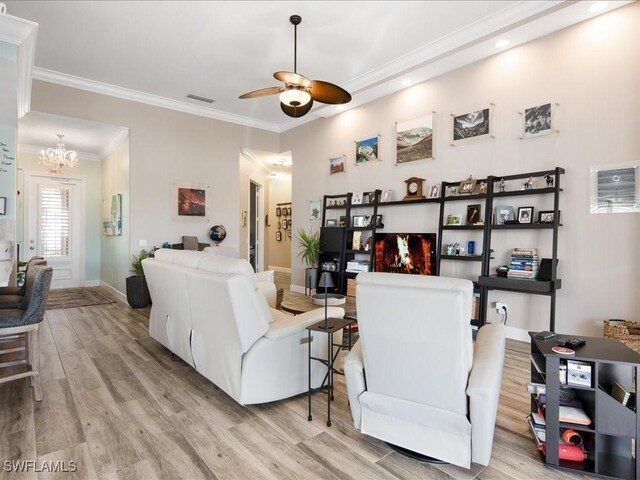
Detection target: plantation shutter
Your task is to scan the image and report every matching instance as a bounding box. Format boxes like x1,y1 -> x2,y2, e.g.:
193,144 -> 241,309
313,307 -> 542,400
39,185 -> 71,257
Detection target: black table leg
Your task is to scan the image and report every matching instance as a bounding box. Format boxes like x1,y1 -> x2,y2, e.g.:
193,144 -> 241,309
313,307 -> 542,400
308,329 -> 312,421
327,330 -> 332,427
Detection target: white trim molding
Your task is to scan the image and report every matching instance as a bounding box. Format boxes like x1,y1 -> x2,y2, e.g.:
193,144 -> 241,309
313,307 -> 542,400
99,280 -> 128,305
268,266 -> 291,273
83,280 -> 100,287
99,127 -> 129,160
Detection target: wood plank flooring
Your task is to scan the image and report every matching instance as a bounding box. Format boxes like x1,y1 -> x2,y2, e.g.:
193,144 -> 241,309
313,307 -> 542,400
0,298 -> 600,479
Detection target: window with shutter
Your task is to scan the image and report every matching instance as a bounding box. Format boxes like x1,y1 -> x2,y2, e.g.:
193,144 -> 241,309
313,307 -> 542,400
39,186 -> 71,257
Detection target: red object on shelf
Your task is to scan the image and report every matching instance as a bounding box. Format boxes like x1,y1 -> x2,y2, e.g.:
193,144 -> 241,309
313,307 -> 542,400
540,443 -> 585,462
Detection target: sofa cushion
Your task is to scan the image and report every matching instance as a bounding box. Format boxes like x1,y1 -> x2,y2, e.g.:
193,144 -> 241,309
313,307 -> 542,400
202,245 -> 239,258
198,255 -> 256,288
153,248 -> 203,268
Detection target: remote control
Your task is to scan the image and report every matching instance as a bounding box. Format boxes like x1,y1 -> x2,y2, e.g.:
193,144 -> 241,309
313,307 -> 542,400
557,338 -> 585,348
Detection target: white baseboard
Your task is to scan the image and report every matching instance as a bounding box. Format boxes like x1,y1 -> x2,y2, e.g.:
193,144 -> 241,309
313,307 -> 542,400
290,284 -> 315,295
504,325 -> 531,343
268,266 -> 291,273
99,281 -> 128,305
84,280 -> 100,287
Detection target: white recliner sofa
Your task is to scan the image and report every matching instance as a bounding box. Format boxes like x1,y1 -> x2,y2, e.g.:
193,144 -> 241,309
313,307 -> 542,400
344,272 -> 505,469
143,249 -> 344,405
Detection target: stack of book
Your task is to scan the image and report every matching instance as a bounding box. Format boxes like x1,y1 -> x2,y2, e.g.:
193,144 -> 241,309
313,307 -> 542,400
508,248 -> 539,279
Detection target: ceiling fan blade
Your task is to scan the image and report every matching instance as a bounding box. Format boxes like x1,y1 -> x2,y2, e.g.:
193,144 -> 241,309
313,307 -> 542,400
239,86 -> 282,99
309,80 -> 352,104
280,99 -> 314,118
274,71 -> 312,87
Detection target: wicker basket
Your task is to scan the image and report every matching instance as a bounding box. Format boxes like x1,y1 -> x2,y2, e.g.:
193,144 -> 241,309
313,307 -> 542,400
603,319 -> 640,354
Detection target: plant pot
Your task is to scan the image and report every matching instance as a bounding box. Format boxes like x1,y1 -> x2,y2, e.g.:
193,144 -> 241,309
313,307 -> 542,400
305,267 -> 318,292
126,275 -> 151,308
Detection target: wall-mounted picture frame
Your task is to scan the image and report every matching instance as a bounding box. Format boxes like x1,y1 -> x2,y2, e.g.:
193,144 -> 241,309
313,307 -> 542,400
538,210 -> 559,224
364,214 -> 383,228
173,182 -> 210,222
102,193 -> 122,236
352,215 -> 367,227
276,231 -> 282,241
287,230 -> 291,238
326,219 -> 337,227
466,204 -> 481,224
330,154 -> 346,175
453,108 -> 490,141
277,221 -> 281,229
459,178 -> 477,194
276,207 -> 281,217
282,219 -> 288,229
351,192 -> 363,205
524,103 -> 552,138
395,114 -> 434,164
446,214 -> 463,226
355,135 -> 381,164
309,200 -> 321,221
590,162 -> 639,214
429,185 -> 440,198
0,196 -> 6,215
495,205 -> 515,225
518,206 -> 534,224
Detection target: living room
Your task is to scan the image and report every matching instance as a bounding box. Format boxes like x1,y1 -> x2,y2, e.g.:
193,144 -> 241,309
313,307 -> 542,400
0,1 -> 639,479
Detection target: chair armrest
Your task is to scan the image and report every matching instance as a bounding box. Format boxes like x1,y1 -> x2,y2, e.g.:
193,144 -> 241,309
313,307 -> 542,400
466,322 -> 506,466
255,270 -> 274,283
256,282 -> 277,308
264,307 -> 345,341
344,340 -> 365,429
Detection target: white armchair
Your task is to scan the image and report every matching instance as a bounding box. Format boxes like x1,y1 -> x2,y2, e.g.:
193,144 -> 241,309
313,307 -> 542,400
344,272 -> 505,468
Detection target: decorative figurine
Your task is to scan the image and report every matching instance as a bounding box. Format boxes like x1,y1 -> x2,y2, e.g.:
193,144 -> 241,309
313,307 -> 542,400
544,174 -> 554,188
522,177 -> 534,190
499,178 -> 506,192
479,181 -> 487,194
447,185 -> 458,197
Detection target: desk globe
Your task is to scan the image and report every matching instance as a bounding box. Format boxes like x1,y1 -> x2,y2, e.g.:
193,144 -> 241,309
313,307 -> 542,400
209,225 -> 227,244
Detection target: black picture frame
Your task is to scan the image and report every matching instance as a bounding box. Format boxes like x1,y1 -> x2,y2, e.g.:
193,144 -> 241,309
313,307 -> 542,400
364,214 -> 383,227
282,219 -> 288,229
0,197 -> 5,215
276,231 -> 282,241
466,204 -> 481,224
276,207 -> 281,217
326,219 -> 337,227
518,206 -> 534,224
352,215 -> 367,227
538,210 -> 559,224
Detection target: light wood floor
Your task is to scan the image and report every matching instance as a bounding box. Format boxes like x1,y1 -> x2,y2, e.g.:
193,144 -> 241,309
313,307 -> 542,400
0,299 -> 599,480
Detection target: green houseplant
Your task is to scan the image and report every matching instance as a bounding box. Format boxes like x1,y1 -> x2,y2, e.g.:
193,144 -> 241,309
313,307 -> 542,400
297,228 -> 321,291
126,249 -> 152,308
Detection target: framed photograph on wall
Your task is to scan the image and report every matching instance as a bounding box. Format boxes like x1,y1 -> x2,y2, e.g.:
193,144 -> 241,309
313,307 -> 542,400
453,108 -> 490,141
330,154 -> 346,174
309,200 -> 321,221
538,210 -> 559,224
395,114 -> 434,164
102,194 -> 122,236
590,162 -> 639,214
0,196 -> 6,215
282,219 -> 288,229
355,135 -> 381,164
276,207 -> 281,217
276,231 -> 282,242
173,182 -> 210,222
524,103 -> 552,138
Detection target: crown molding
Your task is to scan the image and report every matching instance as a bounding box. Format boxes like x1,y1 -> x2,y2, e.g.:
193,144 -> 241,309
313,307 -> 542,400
99,127 -> 129,160
32,68 -> 283,133
0,12 -> 37,46
19,143 -> 100,162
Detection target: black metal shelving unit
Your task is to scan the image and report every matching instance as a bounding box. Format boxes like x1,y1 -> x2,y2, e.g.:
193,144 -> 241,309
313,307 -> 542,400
478,167 -> 564,331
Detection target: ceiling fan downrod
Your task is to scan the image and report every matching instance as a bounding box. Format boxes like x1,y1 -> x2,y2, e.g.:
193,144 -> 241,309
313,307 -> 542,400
290,15 -> 301,74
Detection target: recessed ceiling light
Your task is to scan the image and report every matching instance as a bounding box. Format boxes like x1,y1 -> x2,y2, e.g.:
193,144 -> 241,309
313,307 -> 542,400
494,39 -> 511,49
401,79 -> 412,86
336,106 -> 344,111
268,172 -> 278,178
587,1 -> 607,13
186,94 -> 215,103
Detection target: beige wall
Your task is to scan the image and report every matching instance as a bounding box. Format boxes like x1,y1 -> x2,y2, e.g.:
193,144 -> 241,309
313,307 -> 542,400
101,137 -> 130,294
281,4 -> 640,336
16,152 -> 102,282
267,173 -> 292,269
30,81 -> 280,279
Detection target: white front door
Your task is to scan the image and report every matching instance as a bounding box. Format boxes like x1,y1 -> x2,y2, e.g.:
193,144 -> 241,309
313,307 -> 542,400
25,173 -> 85,288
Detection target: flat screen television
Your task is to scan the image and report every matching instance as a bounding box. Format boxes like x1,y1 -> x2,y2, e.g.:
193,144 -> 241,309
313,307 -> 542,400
374,233 -> 436,275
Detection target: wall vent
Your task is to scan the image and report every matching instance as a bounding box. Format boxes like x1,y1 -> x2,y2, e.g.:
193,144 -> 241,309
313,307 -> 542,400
186,94 -> 215,104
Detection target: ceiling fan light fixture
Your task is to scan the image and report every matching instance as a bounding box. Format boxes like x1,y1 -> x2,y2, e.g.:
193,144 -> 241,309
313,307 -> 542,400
279,88 -> 311,107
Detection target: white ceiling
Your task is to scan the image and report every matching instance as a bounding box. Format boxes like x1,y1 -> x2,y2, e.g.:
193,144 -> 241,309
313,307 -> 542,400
4,1 -> 632,132
18,111 -> 128,160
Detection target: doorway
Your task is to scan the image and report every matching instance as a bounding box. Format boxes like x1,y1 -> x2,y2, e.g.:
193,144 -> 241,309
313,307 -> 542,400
24,172 -> 85,288
249,180 -> 262,272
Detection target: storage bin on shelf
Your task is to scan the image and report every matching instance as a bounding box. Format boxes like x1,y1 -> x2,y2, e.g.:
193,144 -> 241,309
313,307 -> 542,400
604,319 -> 640,354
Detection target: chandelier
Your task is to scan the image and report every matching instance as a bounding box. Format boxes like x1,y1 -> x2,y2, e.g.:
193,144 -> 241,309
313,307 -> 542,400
40,134 -> 78,173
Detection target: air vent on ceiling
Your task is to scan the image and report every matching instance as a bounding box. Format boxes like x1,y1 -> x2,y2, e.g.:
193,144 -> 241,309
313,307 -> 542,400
186,94 -> 215,104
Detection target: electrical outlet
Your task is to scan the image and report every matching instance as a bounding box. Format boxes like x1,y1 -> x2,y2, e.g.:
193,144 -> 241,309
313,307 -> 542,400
496,302 -> 507,314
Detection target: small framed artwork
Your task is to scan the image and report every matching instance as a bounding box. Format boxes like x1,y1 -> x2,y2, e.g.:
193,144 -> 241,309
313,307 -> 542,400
524,103 -> 552,138
518,206 -> 534,224
446,214 -> 463,226
276,231 -> 282,241
276,207 -> 281,217
429,185 -> 440,198
495,205 -> 515,225
326,219 -> 337,227
381,189 -> 394,202
590,162 -> 639,214
287,230 -> 292,238
466,204 -> 482,224
365,214 -> 383,227
355,135 -> 380,164
352,215 -> 367,227
352,231 -> 362,250
330,154 -> 346,175
352,192 -> 363,205
538,210 -> 559,224
0,197 -> 6,215
282,219 -> 288,229
277,221 -> 281,229
309,200 -> 321,221
459,179 -> 477,194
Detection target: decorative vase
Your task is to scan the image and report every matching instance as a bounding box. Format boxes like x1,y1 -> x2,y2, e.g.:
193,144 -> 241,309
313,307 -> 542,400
126,275 -> 151,308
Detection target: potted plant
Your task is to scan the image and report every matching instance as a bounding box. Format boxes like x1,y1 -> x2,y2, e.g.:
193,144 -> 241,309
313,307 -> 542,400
297,228 -> 321,292
126,249 -> 151,308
